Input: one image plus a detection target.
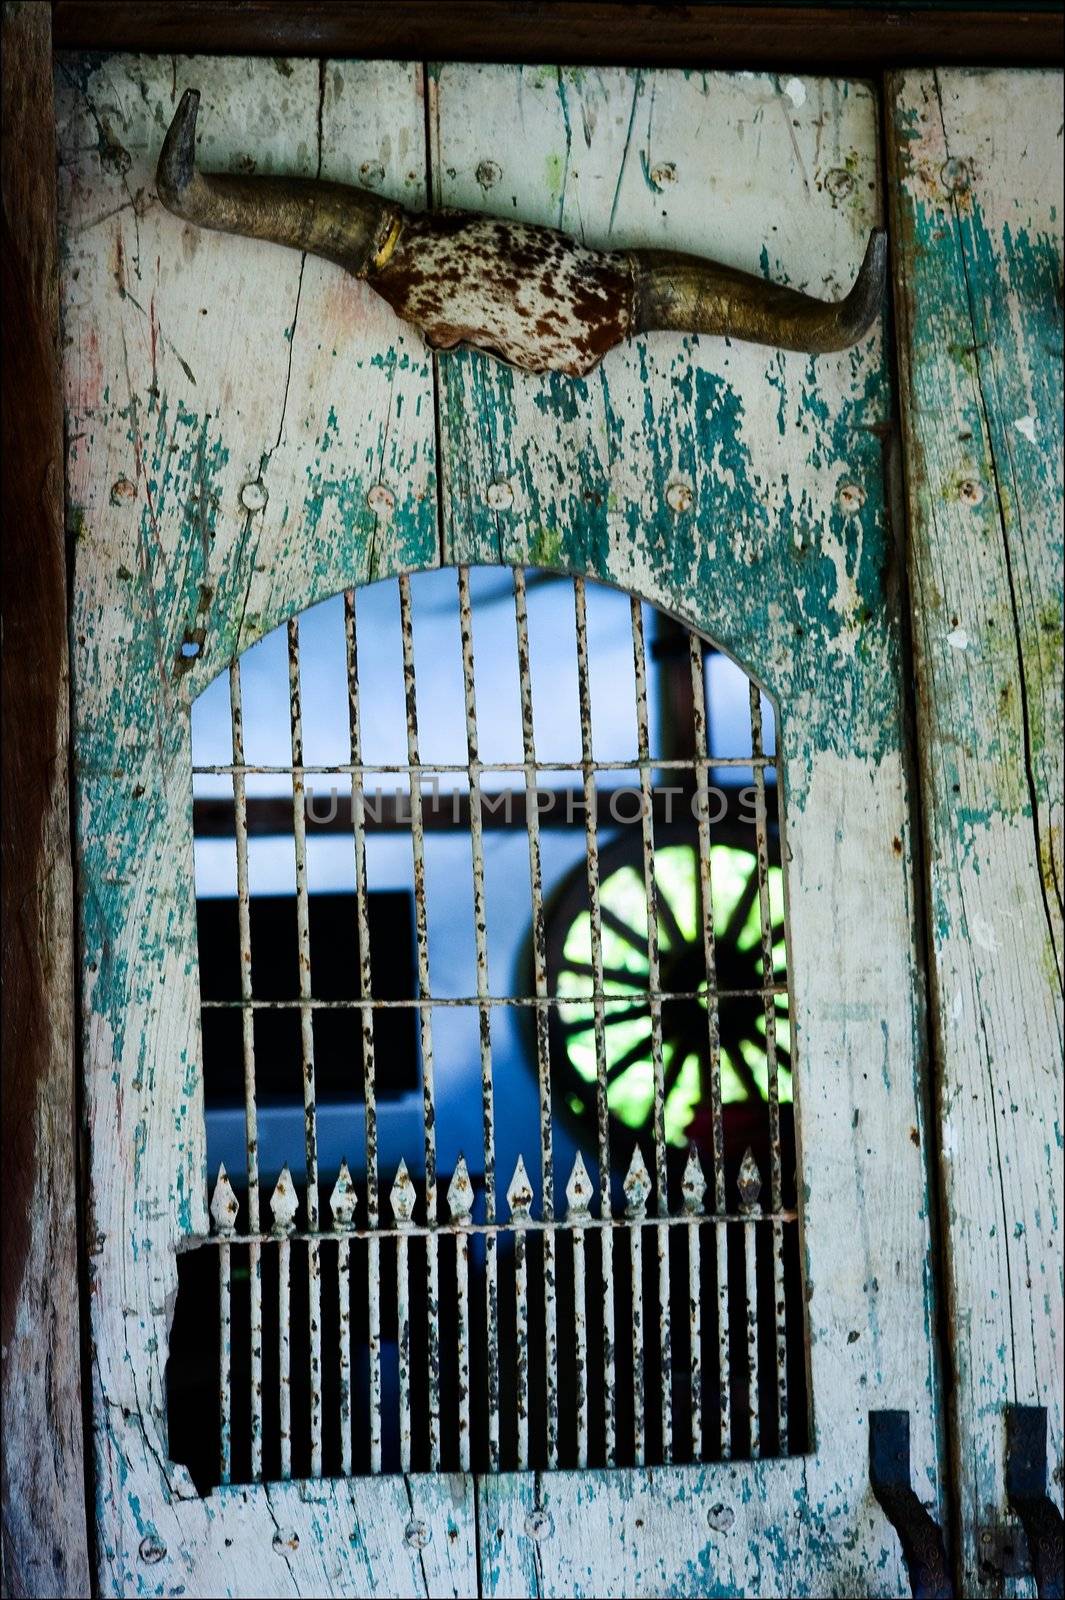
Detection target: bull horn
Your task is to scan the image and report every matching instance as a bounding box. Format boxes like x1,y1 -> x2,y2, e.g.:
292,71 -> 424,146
633,229 -> 887,356
156,88 -> 399,277
157,88 -> 886,373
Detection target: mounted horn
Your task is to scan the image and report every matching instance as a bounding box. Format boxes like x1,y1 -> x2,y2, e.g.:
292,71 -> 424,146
157,89 -> 399,275
157,88 -> 887,377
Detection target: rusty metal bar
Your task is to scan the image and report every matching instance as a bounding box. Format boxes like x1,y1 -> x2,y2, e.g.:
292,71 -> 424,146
512,567 -> 558,1469
286,620 -> 319,1219
331,1163 -> 356,1476
448,1158 -> 474,1472
202,984 -> 785,1011
624,1147 -> 651,1467
218,1241 -> 232,1482
202,1210 -> 795,1247
398,574 -> 441,1469
739,1148 -> 762,1458
716,1219 -> 732,1459
342,588 -> 383,1473
748,682 -> 788,1456
682,1148 -> 707,1461
566,1153 -> 593,1468
457,566 -> 501,1472
194,754 -> 775,776
271,1167 -> 298,1480
286,619 -> 322,1476
227,660 -> 264,1478
508,1157 -> 533,1470
211,1166 -> 238,1484
630,596 -> 672,1463
573,576 -> 617,1465
689,636 -> 727,1218
392,1160 -> 415,1471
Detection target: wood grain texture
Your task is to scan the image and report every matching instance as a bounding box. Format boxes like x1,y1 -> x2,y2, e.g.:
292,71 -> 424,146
60,52 -> 954,1597
51,1 -> 1065,70
889,66 -> 1064,1598
1,6 -> 91,1596
433,63 -> 944,1596
57,51 -> 445,1596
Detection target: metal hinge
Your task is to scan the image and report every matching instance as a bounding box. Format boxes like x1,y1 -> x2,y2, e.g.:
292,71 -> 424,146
1004,1406 -> 1064,1600
869,1410 -> 953,1600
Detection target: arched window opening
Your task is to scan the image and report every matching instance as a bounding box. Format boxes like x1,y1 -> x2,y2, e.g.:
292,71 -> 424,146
167,567 -> 809,1490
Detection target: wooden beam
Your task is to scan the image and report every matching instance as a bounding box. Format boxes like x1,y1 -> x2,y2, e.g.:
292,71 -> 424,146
1,4 -> 90,1595
888,66 -> 1064,1597
52,1 -> 1064,69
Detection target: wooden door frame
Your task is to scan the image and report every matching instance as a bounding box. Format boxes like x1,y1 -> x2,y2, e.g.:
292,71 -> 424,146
3,5 -> 1062,1596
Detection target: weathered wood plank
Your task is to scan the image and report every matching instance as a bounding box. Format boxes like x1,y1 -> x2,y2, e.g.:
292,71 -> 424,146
58,51 -> 450,1596
889,67 -> 1064,1598
1,6 -> 91,1595
433,63 -> 945,1597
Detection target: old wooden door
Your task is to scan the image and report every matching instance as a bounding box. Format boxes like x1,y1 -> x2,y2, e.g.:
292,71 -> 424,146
59,53 -> 943,1597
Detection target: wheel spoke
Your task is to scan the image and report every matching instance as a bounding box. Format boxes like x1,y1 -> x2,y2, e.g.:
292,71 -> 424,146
600,905 -> 652,958
606,1032 -> 654,1085
724,869 -> 760,945
561,1003 -> 650,1037
661,1043 -> 691,1108
655,883 -> 686,954
561,959 -> 646,990
723,1045 -> 765,1103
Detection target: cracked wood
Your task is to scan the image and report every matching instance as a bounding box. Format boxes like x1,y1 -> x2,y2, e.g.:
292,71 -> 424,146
60,51 -> 952,1599
58,51 -> 451,1597
889,66 -> 1064,1600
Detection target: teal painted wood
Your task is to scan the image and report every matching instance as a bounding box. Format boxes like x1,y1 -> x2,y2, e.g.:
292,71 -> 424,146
58,52 -> 950,1599
58,53 -> 462,1597
432,66 -> 896,790
890,68 -> 1064,1599
432,64 -> 945,1598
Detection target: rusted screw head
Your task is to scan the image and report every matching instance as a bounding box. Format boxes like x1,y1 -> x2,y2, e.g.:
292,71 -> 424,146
476,159 -> 502,190
272,1527 -> 300,1554
138,1535 -> 166,1564
707,1503 -> 735,1533
111,476 -> 137,505
404,1519 -> 431,1550
665,480 -> 694,514
650,161 -> 677,188
524,1509 -> 554,1541
941,157 -> 971,195
838,481 -> 866,515
241,480 -> 268,513
358,160 -> 385,187
486,479 -> 515,510
958,478 -> 985,506
367,483 -> 396,520
825,168 -> 855,202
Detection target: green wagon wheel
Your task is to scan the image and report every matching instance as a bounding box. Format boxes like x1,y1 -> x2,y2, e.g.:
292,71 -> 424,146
544,832 -> 791,1161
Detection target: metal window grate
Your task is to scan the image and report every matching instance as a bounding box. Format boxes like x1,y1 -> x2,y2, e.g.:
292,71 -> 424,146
174,567 -> 808,1487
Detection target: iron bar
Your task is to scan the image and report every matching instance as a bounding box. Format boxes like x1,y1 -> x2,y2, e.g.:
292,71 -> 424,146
739,1148 -> 762,1458
343,588 -> 383,1473
630,597 -> 672,1462
749,683 -> 788,1454
398,573 -> 441,1469
682,1149 -> 707,1460
573,576 -> 616,1465
286,619 -> 322,1475
457,566 -> 501,1471
508,1157 -> 533,1470
513,567 -> 558,1468
270,1168 -> 298,1480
